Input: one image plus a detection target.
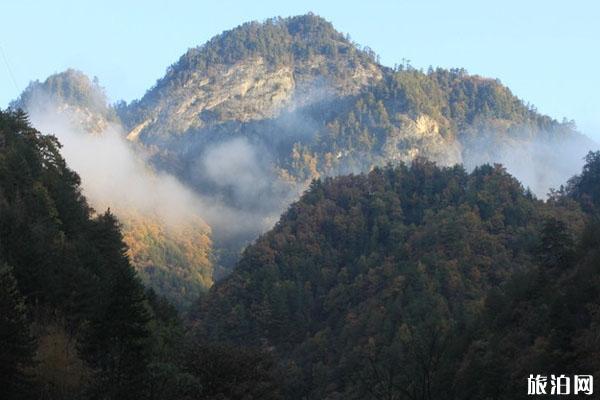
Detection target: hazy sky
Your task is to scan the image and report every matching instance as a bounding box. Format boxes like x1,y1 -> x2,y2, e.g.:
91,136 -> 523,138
1,0 -> 598,139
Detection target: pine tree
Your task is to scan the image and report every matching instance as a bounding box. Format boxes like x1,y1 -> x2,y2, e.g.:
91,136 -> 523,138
81,211 -> 151,399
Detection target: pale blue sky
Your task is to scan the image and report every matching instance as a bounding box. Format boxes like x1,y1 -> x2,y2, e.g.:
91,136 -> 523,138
1,0 -> 599,139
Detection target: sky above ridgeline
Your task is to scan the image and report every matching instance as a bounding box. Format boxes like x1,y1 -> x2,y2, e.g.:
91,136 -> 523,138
1,0 -> 599,140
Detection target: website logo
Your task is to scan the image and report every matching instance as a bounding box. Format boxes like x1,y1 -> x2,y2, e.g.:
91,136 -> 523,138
528,374 -> 594,396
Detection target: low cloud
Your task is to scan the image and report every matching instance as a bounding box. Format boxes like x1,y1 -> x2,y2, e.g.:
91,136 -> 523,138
22,92 -> 208,231
192,136 -> 300,241
462,127 -> 597,197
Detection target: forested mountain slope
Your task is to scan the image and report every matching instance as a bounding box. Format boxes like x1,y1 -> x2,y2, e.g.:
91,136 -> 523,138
0,110 -> 152,398
3,106 -> 599,399
116,14 -> 593,194
454,152 -> 600,399
193,154 -> 599,399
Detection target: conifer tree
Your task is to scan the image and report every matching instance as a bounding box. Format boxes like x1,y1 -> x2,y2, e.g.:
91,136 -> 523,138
81,211 -> 151,399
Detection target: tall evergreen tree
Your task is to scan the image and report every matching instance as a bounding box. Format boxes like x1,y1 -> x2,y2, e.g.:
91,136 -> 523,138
80,211 -> 151,399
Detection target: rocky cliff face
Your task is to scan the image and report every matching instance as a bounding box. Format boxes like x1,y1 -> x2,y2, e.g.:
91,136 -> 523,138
382,114 -> 462,166
127,57 -> 297,140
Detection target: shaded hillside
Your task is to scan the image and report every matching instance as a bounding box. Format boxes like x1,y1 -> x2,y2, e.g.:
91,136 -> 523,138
193,157 -> 593,399
454,152 -> 600,399
0,110 -> 151,398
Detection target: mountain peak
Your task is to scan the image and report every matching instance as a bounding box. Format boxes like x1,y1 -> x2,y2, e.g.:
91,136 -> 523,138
120,14 -> 383,140
11,69 -> 117,134
12,69 -> 108,112
177,13 -> 359,70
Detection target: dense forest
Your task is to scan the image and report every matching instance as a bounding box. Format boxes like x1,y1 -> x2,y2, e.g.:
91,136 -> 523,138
194,153 -> 600,399
2,108 -> 599,399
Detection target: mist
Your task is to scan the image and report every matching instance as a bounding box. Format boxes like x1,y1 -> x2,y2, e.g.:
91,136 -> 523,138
190,136 -> 302,241
24,102 -> 206,232
201,137 -> 274,208
461,128 -> 597,197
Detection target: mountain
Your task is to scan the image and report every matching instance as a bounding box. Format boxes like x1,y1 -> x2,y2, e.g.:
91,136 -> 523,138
192,155 -> 599,399
12,70 -> 214,308
116,14 -> 593,186
13,13 -> 597,287
113,14 -> 594,274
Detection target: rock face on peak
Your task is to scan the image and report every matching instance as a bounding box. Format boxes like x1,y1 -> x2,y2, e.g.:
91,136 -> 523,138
381,114 -> 462,167
126,57 -> 297,140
